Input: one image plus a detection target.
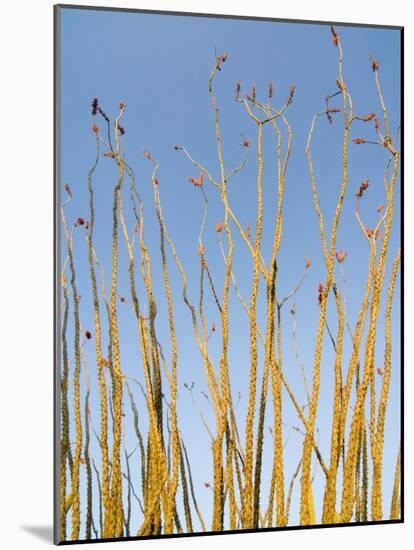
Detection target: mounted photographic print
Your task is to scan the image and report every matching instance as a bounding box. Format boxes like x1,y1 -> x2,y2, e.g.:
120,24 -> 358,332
54,4 -> 403,545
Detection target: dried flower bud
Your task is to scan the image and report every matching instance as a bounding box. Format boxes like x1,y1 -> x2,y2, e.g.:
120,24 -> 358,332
104,151 -> 115,158
119,296 -> 125,303
371,57 -> 379,71
268,80 -> 273,99
330,26 -> 339,47
328,107 -> 341,113
154,178 -> 159,186
172,144 -> 182,150
143,150 -> 152,160
119,101 -> 126,110
216,223 -> 223,233
353,138 -> 367,145
375,118 -> 381,132
204,482 -> 211,489
287,84 -> 295,105
376,203 -> 385,213
335,250 -> 347,263
290,304 -> 296,316
92,123 -> 99,134
118,125 -> 125,136
377,367 -> 383,376
251,84 -> 256,102
64,183 -> 72,197
246,224 -> 251,239
79,457 -> 86,464
91,97 -> 99,116
211,323 -> 216,332
305,257 -> 311,269
236,80 -> 241,97
216,53 -> 227,71
85,330 -> 92,340
75,217 -> 85,226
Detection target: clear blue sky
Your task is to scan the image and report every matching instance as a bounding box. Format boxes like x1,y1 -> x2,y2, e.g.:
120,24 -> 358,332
59,6 -> 401,539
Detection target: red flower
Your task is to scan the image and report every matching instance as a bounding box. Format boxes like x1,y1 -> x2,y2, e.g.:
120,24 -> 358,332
335,250 -> 347,263
355,179 -> 369,198
358,112 -> 375,122
353,138 -> 367,145
189,172 -> 204,187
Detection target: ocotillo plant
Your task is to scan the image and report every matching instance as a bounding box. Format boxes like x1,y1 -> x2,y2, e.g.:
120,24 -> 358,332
59,26 -> 401,542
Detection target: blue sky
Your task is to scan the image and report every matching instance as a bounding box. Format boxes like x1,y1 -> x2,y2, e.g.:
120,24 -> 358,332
59,6 -> 401,539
